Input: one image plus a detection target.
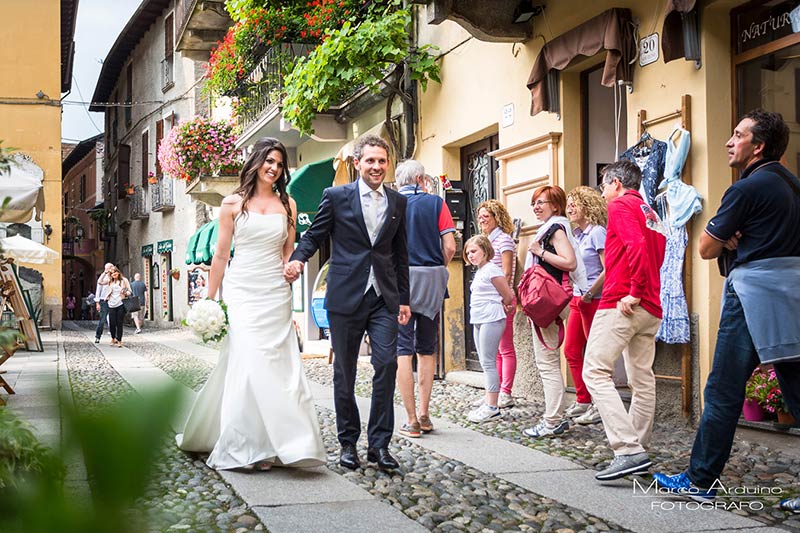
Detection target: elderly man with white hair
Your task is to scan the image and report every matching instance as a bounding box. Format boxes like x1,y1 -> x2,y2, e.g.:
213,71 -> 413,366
394,159 -> 456,438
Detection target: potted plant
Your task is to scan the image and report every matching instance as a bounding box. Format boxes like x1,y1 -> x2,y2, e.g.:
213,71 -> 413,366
157,117 -> 241,182
759,366 -> 796,426
743,366 -> 768,421
169,268 -> 181,280
124,182 -> 135,196
147,171 -> 158,185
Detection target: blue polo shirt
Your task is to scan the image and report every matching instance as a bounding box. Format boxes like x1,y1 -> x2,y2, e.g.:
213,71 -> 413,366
705,159 -> 800,270
398,185 -> 455,267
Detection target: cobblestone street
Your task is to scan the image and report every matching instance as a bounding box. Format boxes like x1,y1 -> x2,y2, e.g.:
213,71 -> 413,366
4,324 -> 799,532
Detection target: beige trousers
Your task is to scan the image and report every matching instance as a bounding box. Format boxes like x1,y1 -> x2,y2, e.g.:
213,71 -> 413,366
531,306 -> 570,426
582,306 -> 661,455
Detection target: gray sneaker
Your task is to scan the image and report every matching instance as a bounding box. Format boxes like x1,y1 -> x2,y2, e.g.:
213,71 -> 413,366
565,401 -> 591,418
575,404 -> 602,425
523,419 -> 569,438
595,453 -> 652,481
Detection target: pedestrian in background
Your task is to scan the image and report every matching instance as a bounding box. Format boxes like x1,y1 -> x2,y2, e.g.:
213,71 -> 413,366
130,272 -> 147,334
464,235 -> 515,424
476,199 -> 517,409
583,160 -> 666,481
655,109 -> 800,499
65,293 -> 76,320
563,186 -> 607,425
522,185 -> 587,439
94,262 -> 114,343
81,290 -> 94,320
394,161 -> 456,438
106,267 -> 132,348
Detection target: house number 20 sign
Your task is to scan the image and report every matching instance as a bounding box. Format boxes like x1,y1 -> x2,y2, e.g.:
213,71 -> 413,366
639,33 -> 659,67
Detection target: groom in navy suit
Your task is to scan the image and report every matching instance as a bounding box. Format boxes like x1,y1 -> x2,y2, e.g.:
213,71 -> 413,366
284,134 -> 410,471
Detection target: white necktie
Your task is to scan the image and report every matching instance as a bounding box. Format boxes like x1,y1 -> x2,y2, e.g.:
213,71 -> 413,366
365,190 -> 382,243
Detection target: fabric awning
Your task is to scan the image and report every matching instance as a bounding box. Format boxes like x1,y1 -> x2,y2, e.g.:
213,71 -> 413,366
526,8 -> 635,116
185,219 -> 233,266
0,154 -> 45,222
288,157 -> 335,236
662,0 -> 697,63
0,235 -> 59,264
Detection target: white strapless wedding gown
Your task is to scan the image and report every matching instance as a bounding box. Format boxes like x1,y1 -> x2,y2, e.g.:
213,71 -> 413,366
176,213 -> 326,470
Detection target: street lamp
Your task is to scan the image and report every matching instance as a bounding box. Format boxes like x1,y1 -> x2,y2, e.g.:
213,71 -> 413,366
43,223 -> 53,243
75,225 -> 85,243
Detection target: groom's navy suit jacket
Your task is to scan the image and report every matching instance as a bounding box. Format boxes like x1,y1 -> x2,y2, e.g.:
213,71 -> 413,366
290,181 -> 410,315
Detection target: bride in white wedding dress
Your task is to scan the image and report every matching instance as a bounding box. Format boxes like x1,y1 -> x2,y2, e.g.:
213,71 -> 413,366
176,137 -> 326,470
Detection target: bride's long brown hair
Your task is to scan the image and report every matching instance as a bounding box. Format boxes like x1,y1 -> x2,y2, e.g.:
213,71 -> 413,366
233,137 -> 294,228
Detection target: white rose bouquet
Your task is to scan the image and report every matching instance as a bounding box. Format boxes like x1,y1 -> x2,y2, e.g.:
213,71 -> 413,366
184,299 -> 229,343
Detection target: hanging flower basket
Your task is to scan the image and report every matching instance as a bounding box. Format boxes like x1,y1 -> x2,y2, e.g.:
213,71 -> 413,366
169,268 -> 181,280
124,183 -> 135,196
157,117 -> 241,182
147,172 -> 158,185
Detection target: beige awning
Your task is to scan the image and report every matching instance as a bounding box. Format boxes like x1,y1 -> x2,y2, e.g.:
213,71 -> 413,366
333,122 -> 396,186
0,154 -> 45,222
0,235 -> 59,264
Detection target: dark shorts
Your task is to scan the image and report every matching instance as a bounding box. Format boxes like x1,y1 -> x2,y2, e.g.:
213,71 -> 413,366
397,312 -> 439,356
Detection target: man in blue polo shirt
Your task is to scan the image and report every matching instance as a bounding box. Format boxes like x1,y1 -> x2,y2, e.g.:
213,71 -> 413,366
394,160 -> 456,438
655,109 -> 800,501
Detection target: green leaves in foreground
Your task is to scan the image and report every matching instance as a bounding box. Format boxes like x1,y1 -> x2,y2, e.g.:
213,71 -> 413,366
0,384 -> 182,533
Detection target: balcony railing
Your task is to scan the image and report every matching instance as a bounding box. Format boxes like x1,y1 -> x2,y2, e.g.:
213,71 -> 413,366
237,43 -> 314,133
130,186 -> 149,220
151,177 -> 175,212
161,55 -> 174,92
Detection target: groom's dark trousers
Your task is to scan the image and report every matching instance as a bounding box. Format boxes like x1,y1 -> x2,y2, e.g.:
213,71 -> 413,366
328,287 -> 397,449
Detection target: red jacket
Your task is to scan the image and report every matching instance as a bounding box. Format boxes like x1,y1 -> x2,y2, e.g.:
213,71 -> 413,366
600,190 -> 666,318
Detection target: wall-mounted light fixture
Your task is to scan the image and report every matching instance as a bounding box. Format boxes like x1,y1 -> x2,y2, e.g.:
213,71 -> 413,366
513,0 -> 545,24
75,225 -> 85,243
43,223 -> 53,243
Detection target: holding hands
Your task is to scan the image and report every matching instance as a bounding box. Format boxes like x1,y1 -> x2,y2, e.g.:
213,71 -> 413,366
283,260 -> 304,283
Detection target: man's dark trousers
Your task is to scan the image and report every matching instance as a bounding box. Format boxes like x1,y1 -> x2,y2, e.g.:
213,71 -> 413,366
328,287 -> 398,450
95,300 -> 109,339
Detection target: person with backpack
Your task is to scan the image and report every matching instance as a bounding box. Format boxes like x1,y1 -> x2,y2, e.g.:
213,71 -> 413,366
522,185 -> 587,439
464,235 -> 515,424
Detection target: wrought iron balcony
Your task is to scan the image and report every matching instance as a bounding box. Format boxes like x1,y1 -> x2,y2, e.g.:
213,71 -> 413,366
161,55 -> 175,92
130,186 -> 149,220
237,43 -> 314,133
151,177 -> 175,212
175,0 -> 231,61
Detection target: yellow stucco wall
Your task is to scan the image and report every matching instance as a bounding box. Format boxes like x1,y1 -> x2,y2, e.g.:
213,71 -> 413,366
0,0 -> 64,327
416,0 -> 750,405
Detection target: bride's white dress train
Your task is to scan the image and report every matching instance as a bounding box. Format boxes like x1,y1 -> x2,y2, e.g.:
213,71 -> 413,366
176,213 -> 326,470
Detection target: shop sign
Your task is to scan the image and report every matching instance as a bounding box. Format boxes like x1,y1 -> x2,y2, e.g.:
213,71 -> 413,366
157,239 -> 173,254
141,244 -> 153,257
734,4 -> 799,55
639,33 -> 659,67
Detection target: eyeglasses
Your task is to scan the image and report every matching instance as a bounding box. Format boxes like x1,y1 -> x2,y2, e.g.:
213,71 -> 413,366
530,200 -> 552,207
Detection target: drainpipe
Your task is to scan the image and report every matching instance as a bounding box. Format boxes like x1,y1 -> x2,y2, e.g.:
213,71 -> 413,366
403,0 -> 417,159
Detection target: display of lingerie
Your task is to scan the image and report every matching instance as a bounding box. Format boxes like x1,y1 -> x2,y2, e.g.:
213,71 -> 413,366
620,132 -> 667,207
654,127 -> 702,344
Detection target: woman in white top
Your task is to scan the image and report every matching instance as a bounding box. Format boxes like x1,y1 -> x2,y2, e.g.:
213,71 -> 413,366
464,235 -> 514,424
106,267 -> 132,347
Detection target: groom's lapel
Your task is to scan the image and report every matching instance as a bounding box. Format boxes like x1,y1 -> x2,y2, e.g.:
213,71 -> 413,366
349,182 -> 371,244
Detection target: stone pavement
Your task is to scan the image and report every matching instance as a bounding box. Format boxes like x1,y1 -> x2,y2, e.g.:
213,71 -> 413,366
2,325 -> 797,532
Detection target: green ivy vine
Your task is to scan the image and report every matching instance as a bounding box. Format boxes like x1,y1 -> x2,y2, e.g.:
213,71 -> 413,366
282,8 -> 441,135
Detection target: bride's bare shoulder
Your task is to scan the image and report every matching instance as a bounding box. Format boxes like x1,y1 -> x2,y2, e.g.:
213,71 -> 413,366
221,193 -> 244,207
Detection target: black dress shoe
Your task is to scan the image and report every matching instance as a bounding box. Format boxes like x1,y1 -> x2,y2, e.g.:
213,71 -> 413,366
339,444 -> 360,470
367,447 -> 399,471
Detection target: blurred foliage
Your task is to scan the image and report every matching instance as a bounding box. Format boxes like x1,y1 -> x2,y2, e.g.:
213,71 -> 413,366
0,384 -> 182,532
0,140 -> 16,175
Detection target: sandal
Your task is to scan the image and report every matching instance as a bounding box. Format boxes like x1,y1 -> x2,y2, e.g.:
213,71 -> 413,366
418,415 -> 434,433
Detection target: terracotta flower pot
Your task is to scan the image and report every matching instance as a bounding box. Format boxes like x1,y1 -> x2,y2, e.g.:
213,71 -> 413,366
171,271 -> 180,280
776,410 -> 796,426
742,399 -> 765,421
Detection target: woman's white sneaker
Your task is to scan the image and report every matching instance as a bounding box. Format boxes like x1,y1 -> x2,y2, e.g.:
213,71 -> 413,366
575,403 -> 602,425
467,404 -> 501,423
497,392 -> 515,408
564,401 -> 591,418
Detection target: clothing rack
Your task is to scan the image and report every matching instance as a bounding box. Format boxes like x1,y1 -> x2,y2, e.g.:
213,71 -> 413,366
637,94 -> 693,419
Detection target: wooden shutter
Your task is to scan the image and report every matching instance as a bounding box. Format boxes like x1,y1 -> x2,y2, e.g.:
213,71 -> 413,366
141,131 -> 149,186
155,120 -> 164,177
165,13 -> 174,58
